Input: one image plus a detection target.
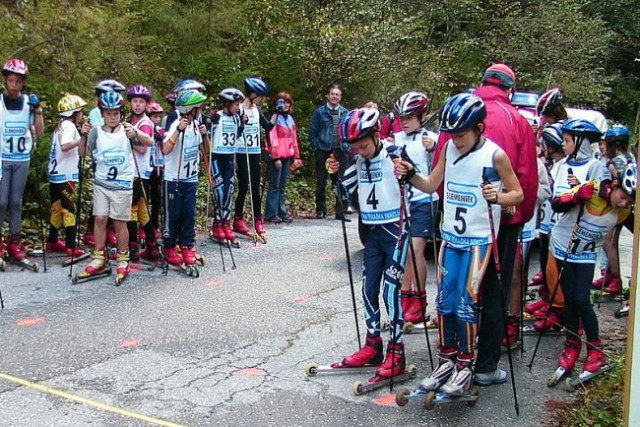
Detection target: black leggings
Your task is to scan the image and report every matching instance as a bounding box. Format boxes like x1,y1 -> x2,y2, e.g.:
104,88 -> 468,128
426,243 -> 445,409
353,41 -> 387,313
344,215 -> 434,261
556,258 -> 598,344
235,153 -> 262,218
149,168 -> 163,230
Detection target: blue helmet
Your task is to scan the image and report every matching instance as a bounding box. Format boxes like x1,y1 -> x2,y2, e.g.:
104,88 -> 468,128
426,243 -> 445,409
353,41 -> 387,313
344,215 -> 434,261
244,77 -> 269,96
561,119 -> 602,142
605,123 -> 630,146
542,123 -> 564,150
98,90 -> 125,110
439,93 -> 486,133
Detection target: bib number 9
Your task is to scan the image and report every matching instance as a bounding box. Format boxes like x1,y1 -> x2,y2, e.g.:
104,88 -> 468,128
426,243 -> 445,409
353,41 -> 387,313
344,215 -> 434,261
107,167 -> 118,181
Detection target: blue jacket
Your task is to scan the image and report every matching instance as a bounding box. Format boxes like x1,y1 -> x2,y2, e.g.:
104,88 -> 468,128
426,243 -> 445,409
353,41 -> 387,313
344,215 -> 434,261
309,104 -> 349,152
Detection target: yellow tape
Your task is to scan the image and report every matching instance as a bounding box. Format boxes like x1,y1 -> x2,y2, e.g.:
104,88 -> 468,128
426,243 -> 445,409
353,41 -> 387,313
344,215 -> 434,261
0,372 -> 187,427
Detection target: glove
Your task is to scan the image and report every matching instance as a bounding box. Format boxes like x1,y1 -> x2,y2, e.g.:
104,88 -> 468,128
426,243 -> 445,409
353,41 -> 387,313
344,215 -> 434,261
326,157 -> 339,175
574,182 -> 595,202
28,94 -> 40,109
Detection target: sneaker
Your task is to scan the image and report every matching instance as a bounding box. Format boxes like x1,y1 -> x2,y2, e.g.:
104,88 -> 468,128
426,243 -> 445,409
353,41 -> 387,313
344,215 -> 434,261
280,216 -> 294,223
266,216 -> 283,224
474,368 -> 507,386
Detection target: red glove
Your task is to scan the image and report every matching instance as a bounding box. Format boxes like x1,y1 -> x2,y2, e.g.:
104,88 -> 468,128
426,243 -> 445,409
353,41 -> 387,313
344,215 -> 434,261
574,182 -> 595,202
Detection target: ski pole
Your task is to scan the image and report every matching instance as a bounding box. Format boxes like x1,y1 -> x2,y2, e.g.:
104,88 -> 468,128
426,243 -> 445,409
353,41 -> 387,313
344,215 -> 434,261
244,149 -> 258,245
334,168 -> 362,350
528,167 -> 583,368
69,132 -> 87,279
401,186 -> 434,371
483,172 -> 519,417
519,233 -> 526,356
30,118 -> 47,272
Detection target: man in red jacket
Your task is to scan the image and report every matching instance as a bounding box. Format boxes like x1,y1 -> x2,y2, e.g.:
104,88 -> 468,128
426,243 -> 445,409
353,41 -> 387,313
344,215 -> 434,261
433,64 -> 538,385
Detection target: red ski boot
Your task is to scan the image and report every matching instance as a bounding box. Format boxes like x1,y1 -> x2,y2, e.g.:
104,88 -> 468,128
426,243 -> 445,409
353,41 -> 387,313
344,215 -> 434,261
374,342 -> 406,378
603,274 -> 622,294
82,231 -> 95,247
558,338 -> 582,371
66,247 -> 86,258
532,301 -> 551,318
180,245 -> 200,277
533,308 -> 562,331
7,235 -> 26,261
591,269 -> 607,290
46,240 -> 67,253
140,241 -> 160,262
163,246 -> 183,266
525,299 -> 549,316
341,336 -> 384,367
84,248 -> 109,275
222,220 -> 239,247
106,227 -> 118,247
583,342 -> 607,374
210,220 -> 226,245
502,315 -> 520,347
529,271 -> 545,287
233,214 -> 251,236
402,290 -> 426,324
254,217 -> 267,243
115,250 -> 130,285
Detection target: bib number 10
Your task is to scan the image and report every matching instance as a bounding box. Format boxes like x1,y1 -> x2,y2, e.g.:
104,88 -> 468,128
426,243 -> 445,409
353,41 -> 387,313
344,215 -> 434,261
6,137 -> 27,153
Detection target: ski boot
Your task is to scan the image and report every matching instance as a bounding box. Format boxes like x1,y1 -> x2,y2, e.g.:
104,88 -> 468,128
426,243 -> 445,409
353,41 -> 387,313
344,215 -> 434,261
106,227 -> 118,248
163,246 -> 186,274
222,220 -> 239,248
531,300 -> 551,318
129,242 -> 140,262
525,298 -> 549,316
548,338 -> 581,387
502,315 -> 520,349
304,336 -> 383,377
533,308 -> 563,332
46,240 -> 67,253
402,290 -> 427,328
140,241 -> 161,262
180,245 -> 200,277
254,217 -> 268,244
602,274 -> 622,295
440,354 -> 474,397
72,248 -> 111,284
82,231 -> 95,247
210,220 -> 227,246
419,349 -> 456,392
352,342 -> 416,395
114,250 -> 130,286
591,269 -> 607,290
7,235 -> 39,272
233,214 -> 253,238
63,246 -> 90,267
529,271 -> 545,287
564,343 -> 613,391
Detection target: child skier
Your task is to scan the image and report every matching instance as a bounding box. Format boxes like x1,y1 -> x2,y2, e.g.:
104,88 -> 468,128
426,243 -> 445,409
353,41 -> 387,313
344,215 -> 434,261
547,163 -> 635,384
162,89 -> 209,275
145,100 -> 165,250
0,58 -> 44,267
47,94 -> 90,259
210,87 -> 245,247
326,107 -> 408,382
125,85 -> 156,262
396,93 -> 523,396
234,77 -> 274,242
533,119 -> 603,331
391,91 -> 438,324
77,91 -> 138,284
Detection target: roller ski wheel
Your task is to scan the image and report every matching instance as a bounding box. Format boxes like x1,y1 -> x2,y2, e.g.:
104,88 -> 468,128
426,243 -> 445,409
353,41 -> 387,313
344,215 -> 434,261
562,364 -> 615,392
424,388 -> 479,410
351,364 -> 417,396
395,388 -> 411,407
115,272 -> 128,287
72,268 -> 113,285
185,264 -> 200,278
256,232 -> 267,244
0,258 -> 6,272
62,251 -> 92,267
303,361 -> 379,377
195,253 -> 206,266
547,367 -> 569,387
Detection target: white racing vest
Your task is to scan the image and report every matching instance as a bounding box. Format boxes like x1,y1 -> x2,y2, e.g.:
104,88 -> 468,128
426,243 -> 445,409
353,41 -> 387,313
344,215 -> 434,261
357,148 -> 400,225
237,105 -> 261,154
441,138 -> 502,248
48,120 -> 79,183
392,130 -> 439,205
163,120 -> 201,183
211,111 -> 239,154
132,115 -> 154,179
1,94 -> 33,162
538,160 -> 562,234
521,205 -> 538,242
93,126 -> 135,190
551,185 -> 629,263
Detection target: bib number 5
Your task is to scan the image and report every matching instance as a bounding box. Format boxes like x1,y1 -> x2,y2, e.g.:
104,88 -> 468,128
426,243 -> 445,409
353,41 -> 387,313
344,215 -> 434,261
453,207 -> 467,234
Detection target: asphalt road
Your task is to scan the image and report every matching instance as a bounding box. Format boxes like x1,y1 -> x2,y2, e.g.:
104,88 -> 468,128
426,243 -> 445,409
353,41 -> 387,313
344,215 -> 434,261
0,218 -> 632,426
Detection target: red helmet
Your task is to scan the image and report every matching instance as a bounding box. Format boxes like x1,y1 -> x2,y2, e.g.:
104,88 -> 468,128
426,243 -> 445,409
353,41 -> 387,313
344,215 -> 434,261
147,101 -> 164,115
394,91 -> 429,118
339,108 -> 380,144
482,63 -> 516,88
536,88 -> 563,116
2,58 -> 29,77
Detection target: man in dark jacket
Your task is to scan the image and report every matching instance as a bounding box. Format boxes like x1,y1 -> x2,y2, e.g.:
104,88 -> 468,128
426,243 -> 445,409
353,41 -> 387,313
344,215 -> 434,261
309,84 -> 349,219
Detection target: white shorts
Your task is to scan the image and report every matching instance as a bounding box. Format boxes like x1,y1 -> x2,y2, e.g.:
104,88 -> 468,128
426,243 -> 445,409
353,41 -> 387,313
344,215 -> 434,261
93,185 -> 132,221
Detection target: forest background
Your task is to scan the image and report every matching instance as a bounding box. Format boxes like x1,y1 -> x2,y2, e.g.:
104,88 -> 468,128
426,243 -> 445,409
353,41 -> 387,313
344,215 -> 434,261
0,0 -> 639,219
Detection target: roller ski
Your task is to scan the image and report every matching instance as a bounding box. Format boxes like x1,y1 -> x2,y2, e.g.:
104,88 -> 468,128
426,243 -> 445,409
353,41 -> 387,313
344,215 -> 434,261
563,349 -> 614,392
114,250 -> 130,286
396,350 -> 457,407
396,387 -> 479,410
304,336 -> 383,377
5,236 -> 40,272
233,214 -> 257,241
352,343 -> 417,396
163,246 -> 197,277
72,248 -> 112,284
383,317 -> 436,334
547,339 -> 580,387
62,247 -> 91,267
181,245 -> 201,278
